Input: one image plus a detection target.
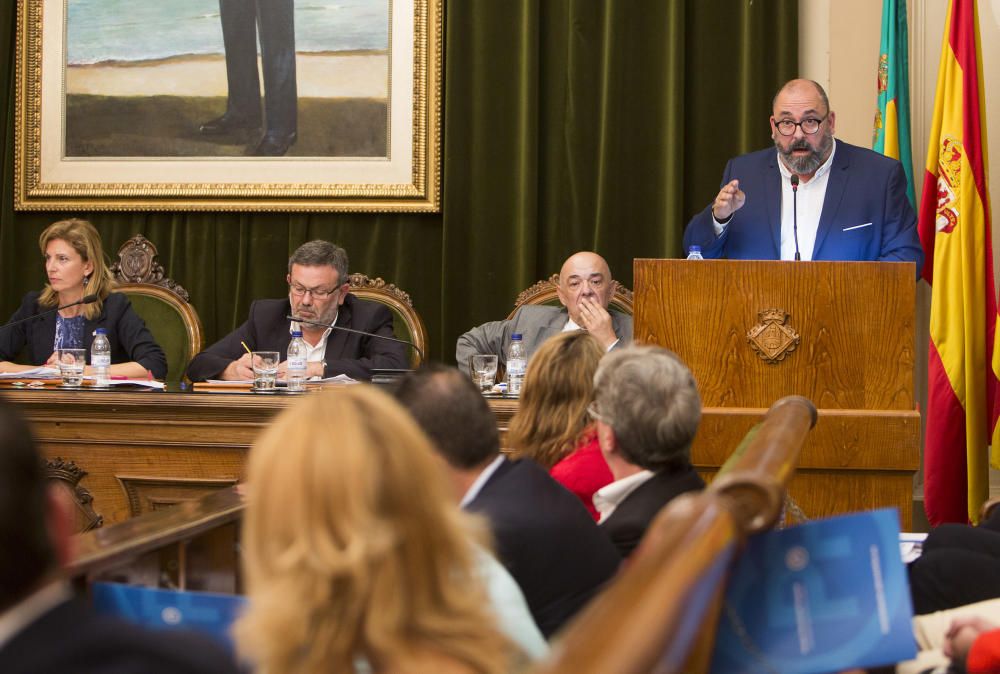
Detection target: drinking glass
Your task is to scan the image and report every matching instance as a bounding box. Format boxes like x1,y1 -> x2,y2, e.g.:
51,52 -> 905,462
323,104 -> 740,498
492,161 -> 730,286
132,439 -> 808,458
252,351 -> 280,393
471,354 -> 498,393
56,348 -> 86,387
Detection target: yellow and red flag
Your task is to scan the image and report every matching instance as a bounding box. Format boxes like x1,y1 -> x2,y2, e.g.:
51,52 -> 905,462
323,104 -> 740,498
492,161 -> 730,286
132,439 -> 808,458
919,0 -> 999,524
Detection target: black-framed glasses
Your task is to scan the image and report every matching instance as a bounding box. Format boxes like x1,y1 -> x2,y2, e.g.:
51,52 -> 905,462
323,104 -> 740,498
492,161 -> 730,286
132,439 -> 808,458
774,114 -> 828,136
289,283 -> 338,300
587,401 -> 609,424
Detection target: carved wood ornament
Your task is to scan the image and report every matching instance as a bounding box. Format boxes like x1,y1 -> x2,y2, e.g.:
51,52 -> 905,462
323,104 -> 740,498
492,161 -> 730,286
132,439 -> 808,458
46,457 -> 103,532
747,309 -> 800,364
110,234 -> 191,302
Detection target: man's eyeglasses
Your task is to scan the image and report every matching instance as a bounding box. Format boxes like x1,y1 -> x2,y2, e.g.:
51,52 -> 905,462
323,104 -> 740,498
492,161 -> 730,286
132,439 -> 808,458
289,283 -> 338,299
587,401 -> 609,424
774,114 -> 828,136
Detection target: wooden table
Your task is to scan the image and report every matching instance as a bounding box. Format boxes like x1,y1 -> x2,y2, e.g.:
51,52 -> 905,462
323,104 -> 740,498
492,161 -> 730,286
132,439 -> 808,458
5,386 -> 917,528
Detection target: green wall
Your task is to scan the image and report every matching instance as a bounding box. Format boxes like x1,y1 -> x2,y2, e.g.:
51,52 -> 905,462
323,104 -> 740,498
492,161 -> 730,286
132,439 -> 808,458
0,1 -> 797,363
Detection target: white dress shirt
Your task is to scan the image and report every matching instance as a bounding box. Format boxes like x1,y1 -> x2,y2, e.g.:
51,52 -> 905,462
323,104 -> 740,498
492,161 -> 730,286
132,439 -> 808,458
459,455 -> 506,508
593,469 -> 655,523
713,139 -> 838,261
0,581 -> 71,651
290,315 -> 335,364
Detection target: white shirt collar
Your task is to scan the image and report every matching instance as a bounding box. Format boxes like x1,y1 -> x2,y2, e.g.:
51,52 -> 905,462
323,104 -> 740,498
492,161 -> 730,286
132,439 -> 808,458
593,469 -> 656,523
460,455 -> 506,508
0,581 -> 72,651
776,137 -> 837,183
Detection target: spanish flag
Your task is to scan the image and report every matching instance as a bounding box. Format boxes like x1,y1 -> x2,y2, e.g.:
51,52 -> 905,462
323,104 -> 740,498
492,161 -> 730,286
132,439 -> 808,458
872,0 -> 915,207
919,0 -> 999,525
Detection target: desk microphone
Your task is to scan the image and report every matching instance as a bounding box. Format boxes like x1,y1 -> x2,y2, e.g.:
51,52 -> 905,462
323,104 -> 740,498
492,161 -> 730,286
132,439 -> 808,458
0,294 -> 100,334
287,315 -> 424,363
790,174 -> 801,261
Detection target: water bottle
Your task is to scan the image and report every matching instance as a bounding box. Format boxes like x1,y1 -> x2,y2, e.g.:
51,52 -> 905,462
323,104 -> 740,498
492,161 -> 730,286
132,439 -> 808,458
91,328 -> 111,388
286,330 -> 307,392
686,245 -> 704,260
506,333 -> 526,396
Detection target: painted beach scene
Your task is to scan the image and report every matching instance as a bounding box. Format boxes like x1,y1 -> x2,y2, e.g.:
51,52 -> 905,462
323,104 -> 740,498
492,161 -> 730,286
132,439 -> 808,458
65,0 -> 389,158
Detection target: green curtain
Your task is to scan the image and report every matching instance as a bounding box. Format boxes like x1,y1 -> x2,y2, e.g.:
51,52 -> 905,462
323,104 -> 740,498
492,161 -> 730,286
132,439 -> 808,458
0,1 -> 796,363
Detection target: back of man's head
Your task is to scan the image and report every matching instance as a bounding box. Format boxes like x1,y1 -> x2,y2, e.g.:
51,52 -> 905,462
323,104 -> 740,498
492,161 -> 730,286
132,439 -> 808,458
592,345 -> 701,472
0,397 -> 56,612
394,364 -> 500,470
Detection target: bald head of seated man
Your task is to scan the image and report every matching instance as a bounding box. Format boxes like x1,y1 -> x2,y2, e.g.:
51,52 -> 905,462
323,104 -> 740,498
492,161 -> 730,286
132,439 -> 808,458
455,251 -> 633,371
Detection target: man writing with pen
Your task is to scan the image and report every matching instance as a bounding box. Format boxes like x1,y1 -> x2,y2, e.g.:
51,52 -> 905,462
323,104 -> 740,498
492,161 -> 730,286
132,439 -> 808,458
185,241 -> 407,382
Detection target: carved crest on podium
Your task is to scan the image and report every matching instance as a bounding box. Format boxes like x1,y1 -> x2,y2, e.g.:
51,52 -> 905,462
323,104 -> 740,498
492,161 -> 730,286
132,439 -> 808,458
747,309 -> 800,364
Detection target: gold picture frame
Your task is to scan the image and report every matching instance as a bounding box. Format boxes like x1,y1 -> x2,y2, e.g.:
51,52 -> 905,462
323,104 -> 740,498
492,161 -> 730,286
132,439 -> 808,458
14,0 -> 442,212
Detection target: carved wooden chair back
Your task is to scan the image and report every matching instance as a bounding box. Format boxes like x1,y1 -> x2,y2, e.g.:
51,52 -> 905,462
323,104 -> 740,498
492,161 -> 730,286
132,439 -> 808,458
507,273 -> 634,320
348,273 -> 427,368
110,234 -> 204,383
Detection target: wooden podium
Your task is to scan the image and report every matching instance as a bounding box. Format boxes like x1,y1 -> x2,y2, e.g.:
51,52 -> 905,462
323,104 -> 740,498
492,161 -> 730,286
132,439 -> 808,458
634,259 -> 921,528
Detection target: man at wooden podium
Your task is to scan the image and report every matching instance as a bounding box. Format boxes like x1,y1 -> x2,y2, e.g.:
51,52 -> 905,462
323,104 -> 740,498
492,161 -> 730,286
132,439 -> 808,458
683,79 -> 923,276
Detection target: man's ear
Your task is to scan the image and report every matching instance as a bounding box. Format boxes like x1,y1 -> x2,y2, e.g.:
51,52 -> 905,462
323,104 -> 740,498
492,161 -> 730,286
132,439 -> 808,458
337,282 -> 350,306
596,418 -> 617,456
555,281 -> 569,309
46,484 -> 76,569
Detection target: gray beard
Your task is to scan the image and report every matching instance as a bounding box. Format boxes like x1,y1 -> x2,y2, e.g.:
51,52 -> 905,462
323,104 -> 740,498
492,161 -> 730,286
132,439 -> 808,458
777,133 -> 833,175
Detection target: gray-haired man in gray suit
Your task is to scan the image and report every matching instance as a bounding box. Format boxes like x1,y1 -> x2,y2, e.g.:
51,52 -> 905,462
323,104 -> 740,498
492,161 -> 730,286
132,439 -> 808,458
456,251 -> 633,371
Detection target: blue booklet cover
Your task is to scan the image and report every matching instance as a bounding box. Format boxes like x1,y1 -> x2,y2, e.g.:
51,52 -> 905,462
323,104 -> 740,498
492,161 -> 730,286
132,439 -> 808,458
92,582 -> 247,651
710,508 -> 916,673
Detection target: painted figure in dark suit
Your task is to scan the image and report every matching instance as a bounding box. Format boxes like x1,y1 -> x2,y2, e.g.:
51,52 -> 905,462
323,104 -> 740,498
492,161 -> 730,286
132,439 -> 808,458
0,399 -> 239,674
456,251 -> 632,371
186,240 -> 407,382
395,364 -> 622,638
592,345 -> 705,559
683,79 -> 923,276
200,0 -> 298,156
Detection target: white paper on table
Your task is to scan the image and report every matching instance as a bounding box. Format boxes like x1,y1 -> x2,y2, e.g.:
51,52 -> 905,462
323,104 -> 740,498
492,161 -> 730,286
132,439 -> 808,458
0,367 -> 60,379
84,376 -> 166,390
899,532 -> 927,563
203,374 -> 357,386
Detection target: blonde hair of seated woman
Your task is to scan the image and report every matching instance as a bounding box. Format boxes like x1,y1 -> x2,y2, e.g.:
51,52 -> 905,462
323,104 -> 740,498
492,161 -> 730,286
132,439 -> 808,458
506,330 -> 604,468
233,386 -> 513,674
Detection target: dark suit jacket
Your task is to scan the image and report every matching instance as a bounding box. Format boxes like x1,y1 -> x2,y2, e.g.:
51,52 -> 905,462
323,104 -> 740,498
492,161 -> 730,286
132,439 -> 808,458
456,305 -> 633,370
0,291 -> 167,379
186,294 -> 407,382
599,465 -> 706,559
465,457 -> 622,638
683,140 -> 923,276
0,598 -> 239,674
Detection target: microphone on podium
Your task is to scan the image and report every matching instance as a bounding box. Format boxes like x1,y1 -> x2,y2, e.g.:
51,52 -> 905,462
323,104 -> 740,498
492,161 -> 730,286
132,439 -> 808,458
0,294 -> 100,334
790,174 -> 801,261
287,314 -> 424,364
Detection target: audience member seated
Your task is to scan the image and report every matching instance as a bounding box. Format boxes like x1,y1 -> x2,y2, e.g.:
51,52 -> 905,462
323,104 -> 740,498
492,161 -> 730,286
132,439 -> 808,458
394,365 -> 621,638
908,505 -> 1000,615
233,386 -> 540,674
0,396 -> 237,673
506,331 -> 612,520
0,219 -> 167,379
186,240 -> 407,382
590,345 -> 705,558
455,251 -> 632,371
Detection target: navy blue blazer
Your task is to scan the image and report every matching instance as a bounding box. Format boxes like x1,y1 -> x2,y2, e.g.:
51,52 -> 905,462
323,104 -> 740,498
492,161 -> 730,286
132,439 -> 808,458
0,291 -> 167,379
683,140 -> 923,277
465,457 -> 621,638
185,294 -> 408,382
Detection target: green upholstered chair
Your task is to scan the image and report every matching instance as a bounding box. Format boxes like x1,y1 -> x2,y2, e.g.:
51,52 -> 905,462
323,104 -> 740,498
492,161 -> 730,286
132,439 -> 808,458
348,273 -> 427,367
507,273 -> 634,320
110,234 -> 203,383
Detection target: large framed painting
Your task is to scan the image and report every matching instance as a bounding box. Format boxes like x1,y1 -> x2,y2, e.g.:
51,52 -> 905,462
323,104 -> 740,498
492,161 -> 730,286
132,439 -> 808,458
14,0 -> 442,212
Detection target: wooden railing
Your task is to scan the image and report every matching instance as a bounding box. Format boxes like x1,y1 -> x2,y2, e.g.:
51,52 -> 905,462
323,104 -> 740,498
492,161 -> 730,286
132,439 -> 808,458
69,486 -> 244,594
532,395 -> 817,674
66,395 -> 816,673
